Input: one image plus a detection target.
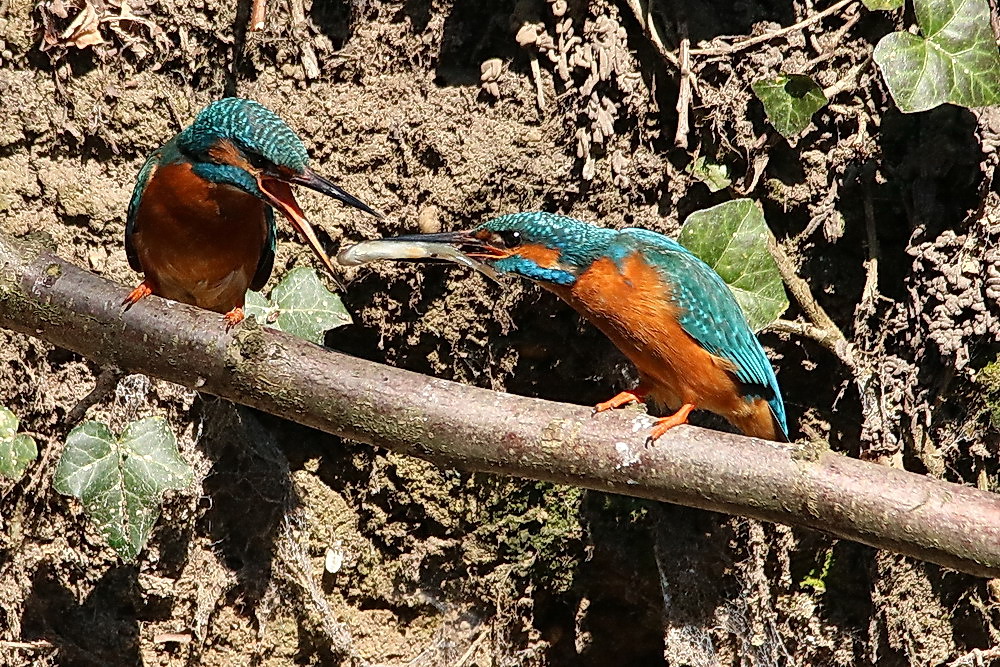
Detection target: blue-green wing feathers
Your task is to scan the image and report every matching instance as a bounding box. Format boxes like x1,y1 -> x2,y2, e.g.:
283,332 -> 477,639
125,149 -> 162,273
250,208 -> 277,292
615,229 -> 787,436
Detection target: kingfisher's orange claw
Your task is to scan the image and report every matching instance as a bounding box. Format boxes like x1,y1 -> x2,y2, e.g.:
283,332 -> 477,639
645,403 -> 695,446
122,281 -> 153,310
593,387 -> 650,415
223,307 -> 245,330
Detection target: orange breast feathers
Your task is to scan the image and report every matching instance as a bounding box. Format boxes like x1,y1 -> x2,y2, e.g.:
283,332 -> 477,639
547,252 -> 774,436
130,162 -> 270,313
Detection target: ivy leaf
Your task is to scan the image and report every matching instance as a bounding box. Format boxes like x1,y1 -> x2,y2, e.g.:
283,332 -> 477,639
863,0 -> 903,9
873,0 -> 1000,112
244,267 -> 352,345
679,199 -> 789,331
244,289 -> 273,322
751,74 -> 827,138
53,417 -> 192,561
0,406 -> 37,481
801,547 -> 835,595
687,156 -> 732,192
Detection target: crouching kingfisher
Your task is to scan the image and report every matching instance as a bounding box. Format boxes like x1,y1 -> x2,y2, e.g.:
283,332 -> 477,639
123,97 -> 380,328
370,212 -> 788,442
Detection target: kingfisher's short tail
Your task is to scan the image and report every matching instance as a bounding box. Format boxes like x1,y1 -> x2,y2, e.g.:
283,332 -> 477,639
731,398 -> 788,442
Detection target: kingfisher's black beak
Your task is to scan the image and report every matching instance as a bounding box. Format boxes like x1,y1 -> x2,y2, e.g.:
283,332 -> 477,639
288,167 -> 383,219
257,167 -> 380,289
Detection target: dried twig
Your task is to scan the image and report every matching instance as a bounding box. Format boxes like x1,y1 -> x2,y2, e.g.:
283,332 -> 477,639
288,0 -> 319,79
621,1 -> 696,145
690,0 -> 858,57
65,366 -> 125,424
766,232 -> 856,369
766,318 -> 846,356
674,28 -> 691,148
0,639 -> 55,651
249,0 -> 266,31
623,0 -> 681,68
454,631 -> 488,667
1,234 -> 1000,578
823,55 -> 872,99
858,162 -> 881,313
797,176 -> 840,241
530,53 -> 546,111
805,6 -> 862,70
948,647 -> 1000,667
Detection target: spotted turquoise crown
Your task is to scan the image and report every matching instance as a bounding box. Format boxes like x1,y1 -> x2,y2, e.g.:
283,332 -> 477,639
477,212 -> 617,278
178,98 -> 309,173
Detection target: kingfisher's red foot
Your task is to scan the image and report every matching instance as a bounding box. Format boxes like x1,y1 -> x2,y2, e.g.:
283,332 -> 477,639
646,403 -> 695,445
223,307 -> 245,330
593,386 -> 649,414
122,281 -> 153,310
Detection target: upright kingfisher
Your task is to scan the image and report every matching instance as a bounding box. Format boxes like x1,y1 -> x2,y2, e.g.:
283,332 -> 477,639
368,212 -> 788,442
123,97 -> 380,327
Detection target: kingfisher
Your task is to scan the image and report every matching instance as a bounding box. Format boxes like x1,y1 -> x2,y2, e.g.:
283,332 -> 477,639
364,212 -> 788,442
123,97 -> 380,328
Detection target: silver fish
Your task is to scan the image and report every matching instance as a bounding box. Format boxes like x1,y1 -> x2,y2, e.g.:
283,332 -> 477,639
336,239 -> 500,282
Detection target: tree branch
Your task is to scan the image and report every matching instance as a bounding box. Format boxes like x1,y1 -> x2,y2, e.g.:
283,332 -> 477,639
1,234 -> 999,578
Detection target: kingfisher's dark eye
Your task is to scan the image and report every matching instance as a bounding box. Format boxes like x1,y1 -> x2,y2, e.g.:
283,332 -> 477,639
495,230 -> 522,247
246,152 -> 272,171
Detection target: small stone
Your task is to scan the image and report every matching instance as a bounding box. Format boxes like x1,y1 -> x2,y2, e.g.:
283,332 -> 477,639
418,205 -> 441,234
522,128 -> 542,143
480,58 -> 502,82
515,24 -> 539,47
325,540 -> 344,573
988,578 -> 1000,603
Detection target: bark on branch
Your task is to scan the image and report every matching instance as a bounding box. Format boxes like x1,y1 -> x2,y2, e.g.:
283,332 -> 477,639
1,233 -> 999,578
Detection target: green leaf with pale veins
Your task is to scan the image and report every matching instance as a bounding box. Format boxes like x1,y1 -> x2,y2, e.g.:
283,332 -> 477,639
0,406 -> 37,480
244,267 -> 352,345
864,0 -> 903,9
873,0 -> 1000,112
679,199 -> 789,331
53,417 -> 192,561
751,74 -> 827,138
244,289 -> 272,323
